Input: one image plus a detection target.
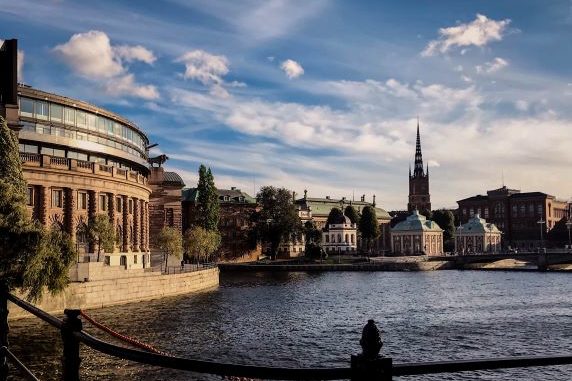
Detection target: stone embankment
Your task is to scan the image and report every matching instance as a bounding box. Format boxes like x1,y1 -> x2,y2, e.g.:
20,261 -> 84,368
9,266 -> 219,319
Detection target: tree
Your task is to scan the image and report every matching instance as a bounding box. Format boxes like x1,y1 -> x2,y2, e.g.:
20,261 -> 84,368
547,217 -> 570,246
359,206 -> 380,255
196,165 -> 220,231
432,209 -> 456,253
157,226 -> 183,269
344,205 -> 360,225
325,208 -> 344,229
254,186 -> 302,259
0,116 -> 75,301
184,226 -> 221,264
304,220 -> 323,260
88,214 -> 115,262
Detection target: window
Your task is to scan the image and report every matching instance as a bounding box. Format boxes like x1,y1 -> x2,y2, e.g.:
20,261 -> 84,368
20,97 -> 34,117
484,207 -> 489,219
98,117 -> 106,133
87,113 -> 97,130
116,197 -> 122,213
128,199 -> 133,214
76,132 -> 87,141
76,111 -> 87,128
36,124 -> 49,134
41,147 -> 54,156
469,208 -> 474,217
50,104 -> 63,122
325,235 -> 329,243
78,192 -> 87,210
19,143 -> 38,153
529,204 -> 535,216
52,189 -> 63,208
537,204 -> 543,216
462,208 -> 467,216
519,204 -> 526,216
53,149 -> 65,157
64,107 -> 75,125
27,187 -> 34,206
99,194 -> 107,211
35,101 -> 49,120
134,255 -> 137,264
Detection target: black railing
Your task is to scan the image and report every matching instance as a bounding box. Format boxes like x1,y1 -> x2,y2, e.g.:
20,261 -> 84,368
1,290 -> 572,380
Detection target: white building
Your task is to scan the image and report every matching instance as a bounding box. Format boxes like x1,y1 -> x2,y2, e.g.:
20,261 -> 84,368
321,214 -> 358,254
455,214 -> 502,254
391,210 -> 443,256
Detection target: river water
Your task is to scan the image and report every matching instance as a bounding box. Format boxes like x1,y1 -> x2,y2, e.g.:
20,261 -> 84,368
7,271 -> 572,380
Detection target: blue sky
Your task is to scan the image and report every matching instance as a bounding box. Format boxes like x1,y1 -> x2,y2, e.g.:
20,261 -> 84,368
2,0 -> 571,210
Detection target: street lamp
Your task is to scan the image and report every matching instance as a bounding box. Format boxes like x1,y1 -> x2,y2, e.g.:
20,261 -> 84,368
566,220 -> 572,250
537,219 -> 546,251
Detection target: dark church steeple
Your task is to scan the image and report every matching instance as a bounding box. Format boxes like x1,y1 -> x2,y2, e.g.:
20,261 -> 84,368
407,119 -> 431,213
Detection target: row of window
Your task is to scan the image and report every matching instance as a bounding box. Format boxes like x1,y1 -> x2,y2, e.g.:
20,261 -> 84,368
27,187 -> 140,214
462,203 -> 545,219
20,121 -> 145,160
324,233 -> 356,244
19,96 -> 146,151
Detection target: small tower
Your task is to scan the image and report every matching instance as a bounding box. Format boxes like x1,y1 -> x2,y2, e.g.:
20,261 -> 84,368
407,119 -> 431,213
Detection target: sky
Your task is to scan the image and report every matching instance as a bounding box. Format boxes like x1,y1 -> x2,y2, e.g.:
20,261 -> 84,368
1,0 -> 572,210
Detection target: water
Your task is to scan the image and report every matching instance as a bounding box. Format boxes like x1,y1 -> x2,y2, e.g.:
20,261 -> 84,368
7,271 -> 572,380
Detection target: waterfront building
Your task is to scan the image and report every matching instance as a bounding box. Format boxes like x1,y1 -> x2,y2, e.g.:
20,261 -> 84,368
457,186 -> 570,250
408,120 -> 431,213
295,191 -> 392,254
277,234 -> 306,258
455,214 -> 502,254
390,210 -> 443,255
182,187 -> 260,260
148,165 -> 185,248
321,213 -> 358,254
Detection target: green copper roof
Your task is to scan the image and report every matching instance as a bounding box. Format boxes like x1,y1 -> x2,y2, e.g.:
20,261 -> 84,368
458,214 -> 501,234
182,187 -> 256,204
295,197 -> 391,220
391,210 -> 443,232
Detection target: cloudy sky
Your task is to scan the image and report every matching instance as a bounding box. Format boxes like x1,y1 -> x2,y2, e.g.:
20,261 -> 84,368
2,0 -> 572,210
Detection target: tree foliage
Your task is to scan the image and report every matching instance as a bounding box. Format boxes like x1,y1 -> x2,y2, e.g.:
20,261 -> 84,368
184,226 -> 221,264
0,116 -> 75,301
359,206 -> 380,253
88,214 -> 116,261
196,165 -> 220,231
432,209 -> 456,241
157,226 -> 183,268
325,207 -> 344,229
547,217 -> 571,245
344,205 -> 360,225
254,186 -> 302,259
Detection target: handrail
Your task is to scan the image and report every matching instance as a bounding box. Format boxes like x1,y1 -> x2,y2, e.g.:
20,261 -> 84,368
75,330 -> 351,380
6,293 -> 63,329
0,346 -> 40,381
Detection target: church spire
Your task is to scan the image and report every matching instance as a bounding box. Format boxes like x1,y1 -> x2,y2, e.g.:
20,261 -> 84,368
413,118 -> 424,177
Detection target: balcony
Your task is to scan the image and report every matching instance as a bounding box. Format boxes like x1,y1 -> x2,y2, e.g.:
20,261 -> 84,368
20,152 -> 148,186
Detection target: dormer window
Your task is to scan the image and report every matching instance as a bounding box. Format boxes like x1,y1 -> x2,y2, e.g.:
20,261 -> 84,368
224,196 -> 230,202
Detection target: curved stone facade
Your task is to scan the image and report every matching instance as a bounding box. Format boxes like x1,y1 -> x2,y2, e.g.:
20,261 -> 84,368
16,85 -> 152,269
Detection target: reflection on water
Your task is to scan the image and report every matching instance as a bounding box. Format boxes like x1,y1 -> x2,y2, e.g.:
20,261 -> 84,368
8,271 -> 572,380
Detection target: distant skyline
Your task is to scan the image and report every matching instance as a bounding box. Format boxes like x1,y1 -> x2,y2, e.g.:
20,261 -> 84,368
2,0 -> 571,210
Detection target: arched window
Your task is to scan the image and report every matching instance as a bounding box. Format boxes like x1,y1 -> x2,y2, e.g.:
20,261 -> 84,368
345,234 -> 349,243
351,234 -> 355,243
325,235 -> 329,243
337,234 -> 342,243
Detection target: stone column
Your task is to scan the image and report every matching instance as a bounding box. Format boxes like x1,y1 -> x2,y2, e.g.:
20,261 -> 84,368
144,201 -> 149,251
63,187 -> 76,243
39,185 -> 50,226
133,197 -> 140,252
122,195 -> 129,253
87,190 -> 97,253
107,193 -> 117,252
139,199 -> 145,252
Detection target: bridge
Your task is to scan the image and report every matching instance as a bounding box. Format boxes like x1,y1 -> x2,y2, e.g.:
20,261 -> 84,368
430,250 -> 572,271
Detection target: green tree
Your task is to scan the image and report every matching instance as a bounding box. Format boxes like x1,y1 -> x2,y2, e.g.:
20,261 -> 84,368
359,206 -> 380,255
184,226 -> 221,264
344,205 -> 360,225
157,226 -> 183,269
325,208 -> 344,229
303,220 -> 323,260
254,186 -> 302,259
196,165 -> 220,231
547,217 -> 570,246
88,214 -> 116,262
0,116 -> 75,301
432,209 -> 456,252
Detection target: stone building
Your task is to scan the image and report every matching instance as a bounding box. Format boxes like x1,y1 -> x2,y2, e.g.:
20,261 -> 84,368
408,120 -> 431,213
182,187 -> 260,260
391,210 -> 443,256
457,186 -> 570,250
321,213 -> 358,255
148,166 -> 185,247
455,214 -> 502,254
295,191 -> 392,254
3,78 -> 152,271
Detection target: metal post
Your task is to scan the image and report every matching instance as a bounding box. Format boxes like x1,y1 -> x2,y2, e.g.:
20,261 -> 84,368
61,309 -> 82,381
351,320 -> 392,380
0,283 -> 9,381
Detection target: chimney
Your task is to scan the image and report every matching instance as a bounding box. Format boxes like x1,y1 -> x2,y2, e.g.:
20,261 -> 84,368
326,196 -> 330,200
231,186 -> 236,190
361,194 -> 365,202
373,195 -> 376,207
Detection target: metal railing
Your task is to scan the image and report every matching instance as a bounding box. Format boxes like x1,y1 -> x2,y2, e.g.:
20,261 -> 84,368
162,262 -> 217,274
1,289 -> 572,380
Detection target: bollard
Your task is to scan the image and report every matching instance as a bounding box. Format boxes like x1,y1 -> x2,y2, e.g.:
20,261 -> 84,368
61,309 -> 82,381
351,320 -> 392,381
0,283 -> 9,381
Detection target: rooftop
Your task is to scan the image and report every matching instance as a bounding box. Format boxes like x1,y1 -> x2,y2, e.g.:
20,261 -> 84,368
391,210 -> 443,232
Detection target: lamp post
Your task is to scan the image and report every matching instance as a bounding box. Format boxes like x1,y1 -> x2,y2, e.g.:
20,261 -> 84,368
566,220 -> 572,250
537,219 -> 545,251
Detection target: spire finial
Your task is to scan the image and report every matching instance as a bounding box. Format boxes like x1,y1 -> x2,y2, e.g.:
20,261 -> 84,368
413,118 -> 424,177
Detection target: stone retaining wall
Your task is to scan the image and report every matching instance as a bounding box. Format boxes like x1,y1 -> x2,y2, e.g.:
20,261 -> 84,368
9,267 -> 219,320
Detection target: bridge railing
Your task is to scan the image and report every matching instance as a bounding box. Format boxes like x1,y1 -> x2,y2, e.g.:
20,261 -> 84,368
1,289 -> 572,380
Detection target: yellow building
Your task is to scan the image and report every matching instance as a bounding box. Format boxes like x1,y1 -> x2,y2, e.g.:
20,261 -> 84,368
391,210 -> 443,256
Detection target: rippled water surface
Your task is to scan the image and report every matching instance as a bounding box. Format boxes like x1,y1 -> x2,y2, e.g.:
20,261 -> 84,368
8,271 -> 572,380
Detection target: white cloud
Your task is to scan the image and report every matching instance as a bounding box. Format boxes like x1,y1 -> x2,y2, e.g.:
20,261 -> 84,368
280,59 -> 304,79
176,50 -> 229,85
476,57 -> 509,74
515,100 -> 529,111
114,45 -> 156,64
422,14 -> 511,56
53,30 -> 157,99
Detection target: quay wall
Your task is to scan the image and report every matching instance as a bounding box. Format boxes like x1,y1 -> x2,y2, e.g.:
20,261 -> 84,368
9,267 -> 219,320
219,261 -> 454,272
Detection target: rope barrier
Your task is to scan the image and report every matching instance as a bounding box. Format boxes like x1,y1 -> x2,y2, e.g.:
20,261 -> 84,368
79,310 -> 170,356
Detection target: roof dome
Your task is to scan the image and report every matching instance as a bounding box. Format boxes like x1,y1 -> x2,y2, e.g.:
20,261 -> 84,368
330,213 -> 352,225
391,210 -> 443,232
